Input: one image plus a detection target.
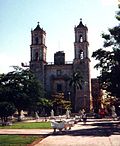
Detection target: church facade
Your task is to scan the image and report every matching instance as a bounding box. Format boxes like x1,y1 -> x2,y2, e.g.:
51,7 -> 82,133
30,20 -> 92,112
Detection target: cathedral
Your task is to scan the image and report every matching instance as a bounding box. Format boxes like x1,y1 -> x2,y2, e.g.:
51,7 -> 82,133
29,19 -> 93,112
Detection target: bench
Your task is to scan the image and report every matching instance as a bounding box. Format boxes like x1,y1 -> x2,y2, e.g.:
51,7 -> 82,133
51,120 -> 74,132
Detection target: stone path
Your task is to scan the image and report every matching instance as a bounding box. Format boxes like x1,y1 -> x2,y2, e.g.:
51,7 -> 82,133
0,129 -> 53,135
34,119 -> 120,146
35,134 -> 120,146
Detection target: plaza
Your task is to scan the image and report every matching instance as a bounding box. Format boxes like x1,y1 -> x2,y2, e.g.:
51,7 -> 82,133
0,117 -> 120,146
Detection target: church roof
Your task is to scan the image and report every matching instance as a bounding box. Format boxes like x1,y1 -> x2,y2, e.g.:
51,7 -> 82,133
34,22 -> 41,31
77,19 -> 87,29
34,22 -> 45,32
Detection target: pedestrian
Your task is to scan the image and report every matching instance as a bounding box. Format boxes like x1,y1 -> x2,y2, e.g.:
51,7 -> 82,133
99,108 -> 105,118
79,110 -> 82,121
82,112 -> 87,124
111,105 -> 117,120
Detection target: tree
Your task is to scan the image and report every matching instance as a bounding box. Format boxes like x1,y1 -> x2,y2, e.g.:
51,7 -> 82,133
0,102 -> 16,125
69,71 -> 83,112
0,66 -> 44,121
52,93 -> 71,115
36,98 -> 53,116
92,5 -> 120,100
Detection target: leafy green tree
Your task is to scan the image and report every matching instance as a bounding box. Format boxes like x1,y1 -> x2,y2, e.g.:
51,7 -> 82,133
0,66 -> 44,121
36,98 -> 53,116
0,102 -> 16,125
52,93 -> 71,115
69,71 -> 83,111
92,5 -> 120,99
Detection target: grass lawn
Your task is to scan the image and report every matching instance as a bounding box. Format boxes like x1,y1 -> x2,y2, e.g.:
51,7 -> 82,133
0,121 -> 52,129
0,135 -> 45,146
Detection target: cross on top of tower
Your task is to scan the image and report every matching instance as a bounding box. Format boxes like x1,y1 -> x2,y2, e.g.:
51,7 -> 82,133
34,21 -> 42,31
37,22 -> 40,26
76,18 -> 87,28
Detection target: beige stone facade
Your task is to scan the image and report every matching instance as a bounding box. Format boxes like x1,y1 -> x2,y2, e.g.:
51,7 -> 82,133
30,20 -> 92,112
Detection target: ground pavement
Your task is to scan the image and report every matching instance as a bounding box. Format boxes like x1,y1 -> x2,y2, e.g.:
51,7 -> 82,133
34,119 -> 120,146
0,118 -> 120,146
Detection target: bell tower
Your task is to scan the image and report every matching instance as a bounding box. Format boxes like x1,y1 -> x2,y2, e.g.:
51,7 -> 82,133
30,22 -> 47,86
74,19 -> 88,60
73,19 -> 92,112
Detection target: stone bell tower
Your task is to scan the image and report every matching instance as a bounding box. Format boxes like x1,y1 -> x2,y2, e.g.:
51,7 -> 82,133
30,22 -> 47,86
73,19 -> 92,112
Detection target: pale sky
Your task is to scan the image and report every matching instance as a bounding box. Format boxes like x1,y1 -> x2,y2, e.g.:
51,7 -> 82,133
0,0 -> 119,77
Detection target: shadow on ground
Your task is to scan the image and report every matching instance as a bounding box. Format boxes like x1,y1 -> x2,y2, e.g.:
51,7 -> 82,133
52,121 -> 120,137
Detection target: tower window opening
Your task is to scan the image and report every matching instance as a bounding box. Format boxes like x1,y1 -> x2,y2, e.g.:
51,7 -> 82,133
79,35 -> 83,42
79,50 -> 84,59
43,37 -> 45,45
35,37 -> 39,44
35,52 -> 39,61
57,70 -> 61,76
57,84 -> 62,92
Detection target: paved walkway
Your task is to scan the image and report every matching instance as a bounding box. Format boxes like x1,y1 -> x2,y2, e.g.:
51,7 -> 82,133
0,129 -> 53,135
34,119 -> 120,146
0,119 -> 120,146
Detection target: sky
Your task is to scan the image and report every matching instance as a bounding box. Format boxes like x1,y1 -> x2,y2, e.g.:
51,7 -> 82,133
0,0 -> 119,78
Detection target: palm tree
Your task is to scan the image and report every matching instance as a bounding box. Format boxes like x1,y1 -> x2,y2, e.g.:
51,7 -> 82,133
69,71 -> 83,112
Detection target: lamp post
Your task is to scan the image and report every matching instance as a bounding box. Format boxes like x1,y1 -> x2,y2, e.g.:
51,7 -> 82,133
84,95 -> 87,109
68,91 -> 71,101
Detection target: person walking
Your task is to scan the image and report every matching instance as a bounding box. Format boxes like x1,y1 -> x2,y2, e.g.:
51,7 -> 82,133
82,112 -> 87,124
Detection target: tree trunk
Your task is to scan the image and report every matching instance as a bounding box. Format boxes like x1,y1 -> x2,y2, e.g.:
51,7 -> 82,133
73,86 -> 76,112
17,109 -> 21,121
